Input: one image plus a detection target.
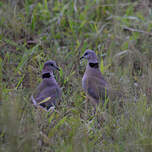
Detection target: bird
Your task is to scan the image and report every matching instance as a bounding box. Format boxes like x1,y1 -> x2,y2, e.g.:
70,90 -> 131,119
80,49 -> 109,106
31,60 -> 62,111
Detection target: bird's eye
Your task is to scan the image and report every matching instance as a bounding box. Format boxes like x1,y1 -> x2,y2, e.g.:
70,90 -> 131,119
84,52 -> 88,56
50,63 -> 53,66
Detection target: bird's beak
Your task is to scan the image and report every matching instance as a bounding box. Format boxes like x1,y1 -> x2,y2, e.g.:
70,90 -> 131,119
55,66 -> 60,71
80,56 -> 84,60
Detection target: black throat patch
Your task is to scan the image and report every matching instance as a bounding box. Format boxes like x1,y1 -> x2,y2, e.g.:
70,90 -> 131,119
42,73 -> 51,79
89,62 -> 99,68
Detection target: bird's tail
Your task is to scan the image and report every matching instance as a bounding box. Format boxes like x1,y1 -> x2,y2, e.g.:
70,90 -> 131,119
31,95 -> 37,106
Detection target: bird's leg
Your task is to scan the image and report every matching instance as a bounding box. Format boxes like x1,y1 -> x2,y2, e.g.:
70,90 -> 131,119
85,96 -> 89,120
89,97 -> 98,115
93,104 -> 97,115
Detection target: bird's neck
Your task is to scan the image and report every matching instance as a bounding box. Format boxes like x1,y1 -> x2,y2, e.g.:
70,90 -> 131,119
42,72 -> 53,79
86,62 -> 103,79
88,62 -> 99,69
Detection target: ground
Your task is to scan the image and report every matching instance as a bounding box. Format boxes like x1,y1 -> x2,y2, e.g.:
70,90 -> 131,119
0,0 -> 152,152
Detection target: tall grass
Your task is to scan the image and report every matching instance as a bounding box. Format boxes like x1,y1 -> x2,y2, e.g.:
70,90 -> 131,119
0,0 -> 152,151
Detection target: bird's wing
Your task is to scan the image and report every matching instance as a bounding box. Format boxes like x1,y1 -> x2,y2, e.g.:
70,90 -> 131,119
84,76 -> 108,103
33,81 -> 47,98
36,86 -> 61,103
34,86 -> 61,110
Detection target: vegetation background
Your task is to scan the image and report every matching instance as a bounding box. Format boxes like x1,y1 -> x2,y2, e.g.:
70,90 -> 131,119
0,0 -> 152,151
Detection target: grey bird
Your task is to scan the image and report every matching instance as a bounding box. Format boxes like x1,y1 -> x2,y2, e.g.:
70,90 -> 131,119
31,60 -> 62,111
80,49 -> 109,105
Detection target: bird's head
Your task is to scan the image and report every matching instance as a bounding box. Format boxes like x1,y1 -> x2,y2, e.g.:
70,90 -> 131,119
80,49 -> 98,63
42,60 -> 60,74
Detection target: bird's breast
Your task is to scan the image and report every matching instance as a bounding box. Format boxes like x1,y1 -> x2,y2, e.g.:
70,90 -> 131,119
82,73 -> 90,91
44,78 -> 58,86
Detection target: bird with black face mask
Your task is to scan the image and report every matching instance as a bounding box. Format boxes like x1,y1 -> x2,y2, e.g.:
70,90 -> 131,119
80,49 -> 109,106
31,60 -> 62,111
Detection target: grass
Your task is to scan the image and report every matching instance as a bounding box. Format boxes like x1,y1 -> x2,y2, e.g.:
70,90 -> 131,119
0,0 -> 152,151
